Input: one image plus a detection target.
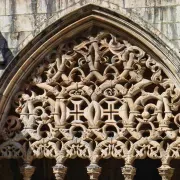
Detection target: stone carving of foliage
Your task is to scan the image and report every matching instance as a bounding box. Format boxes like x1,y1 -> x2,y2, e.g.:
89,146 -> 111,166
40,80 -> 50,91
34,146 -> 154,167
2,28 -> 180,171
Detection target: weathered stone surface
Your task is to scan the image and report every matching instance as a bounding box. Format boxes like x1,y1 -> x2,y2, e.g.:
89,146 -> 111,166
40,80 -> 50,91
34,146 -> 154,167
0,0 -> 180,65
0,16 -> 12,32
15,0 -> 33,14
15,15 -> 34,32
0,0 -> 6,15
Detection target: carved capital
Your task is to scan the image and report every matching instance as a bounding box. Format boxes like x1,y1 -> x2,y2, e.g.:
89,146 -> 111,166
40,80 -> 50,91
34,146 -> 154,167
122,165 -> 136,180
87,163 -> 101,180
20,163 -> 35,180
52,164 -> 67,180
158,165 -> 174,180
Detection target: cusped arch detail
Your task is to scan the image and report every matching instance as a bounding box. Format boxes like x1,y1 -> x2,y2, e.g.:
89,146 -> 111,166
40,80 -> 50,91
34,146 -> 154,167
0,6 -> 180,180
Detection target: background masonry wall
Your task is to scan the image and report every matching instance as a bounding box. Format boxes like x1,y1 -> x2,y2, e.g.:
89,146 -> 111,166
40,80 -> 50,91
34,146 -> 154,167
0,0 -> 180,70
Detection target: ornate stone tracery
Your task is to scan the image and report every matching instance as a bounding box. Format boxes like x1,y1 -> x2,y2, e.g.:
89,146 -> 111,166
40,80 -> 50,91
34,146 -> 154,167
1,28 -> 180,179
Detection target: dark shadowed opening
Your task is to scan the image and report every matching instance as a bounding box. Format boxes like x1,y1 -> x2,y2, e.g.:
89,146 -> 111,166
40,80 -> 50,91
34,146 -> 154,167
0,159 -> 22,180
134,158 -> 161,180
170,159 -> 180,180
64,158 -> 90,180
32,158 -> 56,180
99,158 -> 124,180
0,32 -> 14,65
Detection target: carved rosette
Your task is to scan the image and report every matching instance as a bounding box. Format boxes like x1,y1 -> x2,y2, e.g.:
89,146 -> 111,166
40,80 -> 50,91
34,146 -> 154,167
122,165 -> 136,180
52,164 -> 67,180
87,163 -> 101,180
1,27 -> 180,178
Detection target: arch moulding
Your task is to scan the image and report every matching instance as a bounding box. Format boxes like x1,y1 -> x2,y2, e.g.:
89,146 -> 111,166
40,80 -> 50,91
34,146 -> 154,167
0,5 -> 180,180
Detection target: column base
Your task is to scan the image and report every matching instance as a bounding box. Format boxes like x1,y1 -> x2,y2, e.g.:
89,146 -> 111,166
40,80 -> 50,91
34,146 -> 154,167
158,165 -> 174,180
122,165 -> 136,180
20,163 -> 35,180
87,163 -> 101,180
53,164 -> 67,180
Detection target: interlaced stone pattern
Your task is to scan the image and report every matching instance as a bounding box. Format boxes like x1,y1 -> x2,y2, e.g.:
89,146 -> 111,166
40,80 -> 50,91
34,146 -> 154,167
2,29 -> 180,179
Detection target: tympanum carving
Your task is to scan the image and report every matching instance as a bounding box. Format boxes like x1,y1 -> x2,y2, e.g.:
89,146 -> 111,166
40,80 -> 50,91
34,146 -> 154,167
1,28 -> 180,179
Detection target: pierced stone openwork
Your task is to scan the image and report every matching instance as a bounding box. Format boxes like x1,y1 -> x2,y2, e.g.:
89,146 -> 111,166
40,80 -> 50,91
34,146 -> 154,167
1,28 -> 180,179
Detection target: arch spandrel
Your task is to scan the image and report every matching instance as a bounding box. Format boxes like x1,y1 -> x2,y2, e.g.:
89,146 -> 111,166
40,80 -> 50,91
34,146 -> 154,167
0,7 -> 180,180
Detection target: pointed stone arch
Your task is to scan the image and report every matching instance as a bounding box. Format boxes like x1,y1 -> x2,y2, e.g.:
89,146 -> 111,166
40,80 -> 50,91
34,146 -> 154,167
0,4 -> 180,180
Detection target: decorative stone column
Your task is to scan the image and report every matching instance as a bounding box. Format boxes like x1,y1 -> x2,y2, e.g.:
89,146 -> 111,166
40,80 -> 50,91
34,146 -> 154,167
20,163 -> 35,180
53,163 -> 67,180
158,165 -> 174,180
87,163 -> 101,180
122,165 -> 136,180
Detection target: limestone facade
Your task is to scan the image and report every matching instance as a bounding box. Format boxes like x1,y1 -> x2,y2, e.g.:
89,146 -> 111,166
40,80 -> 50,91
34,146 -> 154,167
1,0 -> 180,67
